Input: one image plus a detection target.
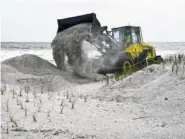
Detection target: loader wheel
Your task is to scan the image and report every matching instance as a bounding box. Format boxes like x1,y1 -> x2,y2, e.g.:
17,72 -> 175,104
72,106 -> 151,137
122,60 -> 132,75
115,54 -> 133,75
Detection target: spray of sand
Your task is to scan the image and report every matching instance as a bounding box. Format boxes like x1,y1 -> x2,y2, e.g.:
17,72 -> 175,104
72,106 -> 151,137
51,23 -> 121,80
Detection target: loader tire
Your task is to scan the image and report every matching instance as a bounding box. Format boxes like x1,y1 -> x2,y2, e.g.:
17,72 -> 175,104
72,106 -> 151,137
116,55 -> 133,75
122,60 -> 132,75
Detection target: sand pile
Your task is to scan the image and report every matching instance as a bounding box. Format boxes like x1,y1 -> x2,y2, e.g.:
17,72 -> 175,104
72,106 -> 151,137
2,54 -> 61,76
1,54 -> 99,89
1,54 -> 76,91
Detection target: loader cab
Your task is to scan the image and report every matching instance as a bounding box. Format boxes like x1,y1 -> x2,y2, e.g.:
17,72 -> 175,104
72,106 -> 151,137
111,26 -> 143,49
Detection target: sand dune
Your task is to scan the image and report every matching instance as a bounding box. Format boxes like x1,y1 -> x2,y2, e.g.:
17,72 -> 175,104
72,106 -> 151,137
1,54 -> 185,139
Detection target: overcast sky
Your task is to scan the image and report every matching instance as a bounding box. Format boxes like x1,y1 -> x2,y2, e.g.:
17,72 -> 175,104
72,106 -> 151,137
1,0 -> 185,42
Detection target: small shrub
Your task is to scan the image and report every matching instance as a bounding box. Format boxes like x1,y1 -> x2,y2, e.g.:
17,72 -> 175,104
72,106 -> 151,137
39,98 -> 42,104
178,54 -> 184,64
60,105 -> 65,114
47,108 -> 51,117
19,88 -> 23,97
9,116 -> 18,127
60,98 -> 64,106
33,113 -> 37,122
69,96 -> 73,103
24,105 -> 28,117
84,95 -> 88,102
162,61 -> 165,69
11,86 -> 16,99
16,97 -> 19,106
47,87 -> 51,95
6,100 -> 9,112
129,77 -> 131,83
33,91 -> 37,99
9,116 -> 13,123
175,65 -> 179,75
106,75 -> 109,85
114,73 -> 120,81
169,55 -> 173,64
37,105 -> 41,112
1,84 -> 6,95
24,85 -> 30,94
25,95 -> 29,103
6,122 -> 9,134
20,101 -> 23,109
40,85 -> 44,94
66,91 -> 69,99
172,63 -> 175,72
71,100 -> 76,109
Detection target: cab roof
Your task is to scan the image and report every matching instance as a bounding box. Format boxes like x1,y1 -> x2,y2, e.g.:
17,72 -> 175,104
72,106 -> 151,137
112,25 -> 140,30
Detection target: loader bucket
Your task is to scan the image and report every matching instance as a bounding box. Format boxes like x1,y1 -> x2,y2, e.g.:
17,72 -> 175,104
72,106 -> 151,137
57,13 -> 101,34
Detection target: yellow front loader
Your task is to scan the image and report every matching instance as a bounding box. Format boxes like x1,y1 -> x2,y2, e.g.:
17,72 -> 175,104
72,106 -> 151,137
55,13 -> 163,75
98,25 -> 163,75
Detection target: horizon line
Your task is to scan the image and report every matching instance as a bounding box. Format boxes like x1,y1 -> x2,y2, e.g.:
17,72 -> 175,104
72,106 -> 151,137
1,41 -> 185,43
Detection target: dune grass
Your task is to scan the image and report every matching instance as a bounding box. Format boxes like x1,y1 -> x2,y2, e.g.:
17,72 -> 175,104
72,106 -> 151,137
102,54 -> 185,85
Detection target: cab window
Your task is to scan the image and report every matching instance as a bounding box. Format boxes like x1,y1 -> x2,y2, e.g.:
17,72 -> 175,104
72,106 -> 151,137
113,30 -> 120,42
131,28 -> 138,43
